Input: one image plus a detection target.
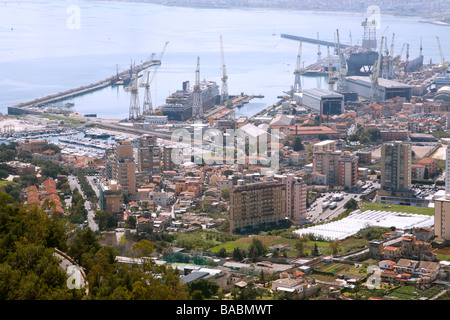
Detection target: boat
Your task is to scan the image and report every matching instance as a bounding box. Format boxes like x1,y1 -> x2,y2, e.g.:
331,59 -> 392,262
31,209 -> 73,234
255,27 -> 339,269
158,80 -> 220,121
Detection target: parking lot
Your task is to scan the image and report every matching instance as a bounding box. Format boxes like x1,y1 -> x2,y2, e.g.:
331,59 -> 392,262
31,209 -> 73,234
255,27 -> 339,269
306,182 -> 380,224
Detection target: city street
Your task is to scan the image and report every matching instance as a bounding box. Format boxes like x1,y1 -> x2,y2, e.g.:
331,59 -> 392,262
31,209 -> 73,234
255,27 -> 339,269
67,175 -> 99,232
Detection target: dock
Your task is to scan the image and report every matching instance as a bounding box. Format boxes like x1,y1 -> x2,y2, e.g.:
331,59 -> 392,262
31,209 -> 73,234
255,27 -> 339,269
8,59 -> 161,115
281,33 -> 348,49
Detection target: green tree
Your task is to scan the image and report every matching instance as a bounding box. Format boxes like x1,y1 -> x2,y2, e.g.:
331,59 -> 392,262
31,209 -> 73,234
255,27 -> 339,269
294,235 -> 310,257
329,240 -> 342,256
344,198 -> 358,211
188,278 -> 219,299
293,136 -> 304,151
217,247 -> 227,258
221,188 -> 230,201
247,238 -> 267,261
94,210 -> 117,231
132,239 -> 154,257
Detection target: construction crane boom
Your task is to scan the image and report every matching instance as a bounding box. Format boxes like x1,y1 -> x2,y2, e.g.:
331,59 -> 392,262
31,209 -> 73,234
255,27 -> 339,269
293,39 -> 303,94
317,32 -> 321,62
436,36 -> 447,68
140,42 -> 169,115
220,35 -> 229,104
192,57 -> 203,120
336,29 -> 347,92
370,36 -> 384,103
327,45 -> 335,91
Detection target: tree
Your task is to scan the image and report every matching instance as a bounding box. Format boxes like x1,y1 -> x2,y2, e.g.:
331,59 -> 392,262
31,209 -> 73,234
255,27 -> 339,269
293,136 -> 304,151
294,234 -> 310,257
188,278 -> 219,299
232,247 -> 246,262
132,239 -> 154,257
221,188 -> 230,201
312,243 -> 320,257
94,210 -> 117,231
217,247 -> 227,258
344,198 -> 358,211
329,240 -> 342,256
247,238 -> 267,261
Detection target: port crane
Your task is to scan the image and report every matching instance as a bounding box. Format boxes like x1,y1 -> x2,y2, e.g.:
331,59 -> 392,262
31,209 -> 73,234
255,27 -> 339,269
140,42 -> 169,115
125,65 -> 141,120
369,36 -> 384,103
219,35 -> 229,105
192,56 -> 203,121
317,32 -> 321,62
436,36 -> 447,71
327,45 -> 335,91
336,29 -> 348,92
293,38 -> 303,95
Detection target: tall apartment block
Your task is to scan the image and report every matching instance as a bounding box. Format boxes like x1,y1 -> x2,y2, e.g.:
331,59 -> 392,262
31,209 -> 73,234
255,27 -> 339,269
229,181 -> 286,232
313,148 -> 358,189
112,140 -> 136,196
283,174 -> 307,224
434,146 -> 450,242
380,141 -> 411,191
137,135 -> 160,174
377,141 -> 413,205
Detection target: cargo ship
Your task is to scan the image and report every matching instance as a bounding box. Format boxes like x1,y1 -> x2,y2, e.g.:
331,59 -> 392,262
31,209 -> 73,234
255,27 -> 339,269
157,80 -> 220,121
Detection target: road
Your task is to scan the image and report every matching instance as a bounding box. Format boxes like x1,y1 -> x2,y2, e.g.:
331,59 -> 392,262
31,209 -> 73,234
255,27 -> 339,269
67,175 -> 99,232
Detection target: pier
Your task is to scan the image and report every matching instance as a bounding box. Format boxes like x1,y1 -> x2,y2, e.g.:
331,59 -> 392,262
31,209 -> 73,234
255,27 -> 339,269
281,33 -> 349,50
7,59 -> 161,115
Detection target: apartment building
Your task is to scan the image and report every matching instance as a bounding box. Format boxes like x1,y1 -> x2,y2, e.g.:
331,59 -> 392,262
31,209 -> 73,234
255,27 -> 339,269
137,135 -> 161,174
283,174 -> 307,224
100,179 -> 123,216
313,149 -> 358,189
229,181 -> 286,232
112,140 -> 136,196
380,141 -> 411,191
18,139 -> 48,154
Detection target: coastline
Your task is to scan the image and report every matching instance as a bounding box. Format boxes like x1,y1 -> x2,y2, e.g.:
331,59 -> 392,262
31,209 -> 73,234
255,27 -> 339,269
91,0 -> 449,25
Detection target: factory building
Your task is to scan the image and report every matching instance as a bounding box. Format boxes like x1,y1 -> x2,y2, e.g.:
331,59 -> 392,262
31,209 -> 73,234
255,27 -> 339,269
299,88 -> 344,116
346,76 -> 412,101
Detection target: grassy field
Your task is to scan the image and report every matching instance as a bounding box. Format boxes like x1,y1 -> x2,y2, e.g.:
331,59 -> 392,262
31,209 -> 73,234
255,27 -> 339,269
360,202 -> 434,216
386,285 -> 443,300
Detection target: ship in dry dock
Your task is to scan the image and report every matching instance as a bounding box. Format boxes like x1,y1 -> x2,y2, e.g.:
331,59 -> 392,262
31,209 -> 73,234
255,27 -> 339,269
156,80 -> 220,121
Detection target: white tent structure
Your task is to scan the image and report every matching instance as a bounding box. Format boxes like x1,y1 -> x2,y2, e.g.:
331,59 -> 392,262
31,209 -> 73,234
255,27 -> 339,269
293,210 -> 434,241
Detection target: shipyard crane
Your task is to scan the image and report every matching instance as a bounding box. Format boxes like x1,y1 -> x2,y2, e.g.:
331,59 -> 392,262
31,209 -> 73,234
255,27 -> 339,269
381,36 -> 389,79
140,42 -> 169,115
327,45 -> 335,91
336,29 -> 347,92
140,53 -> 156,115
369,36 -> 384,103
420,37 -> 423,57
293,38 -> 303,95
192,56 -> 203,121
125,66 -> 141,120
436,36 -> 447,70
219,35 -> 229,105
317,32 -> 322,62
388,33 -> 395,79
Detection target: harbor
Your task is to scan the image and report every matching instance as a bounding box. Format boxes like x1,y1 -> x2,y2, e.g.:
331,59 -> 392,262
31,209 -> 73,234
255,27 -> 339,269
7,58 -> 161,116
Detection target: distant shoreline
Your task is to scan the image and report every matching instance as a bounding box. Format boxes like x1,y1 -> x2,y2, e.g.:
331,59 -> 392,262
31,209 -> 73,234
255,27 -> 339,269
92,0 -> 449,25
